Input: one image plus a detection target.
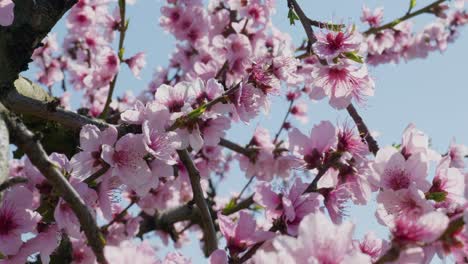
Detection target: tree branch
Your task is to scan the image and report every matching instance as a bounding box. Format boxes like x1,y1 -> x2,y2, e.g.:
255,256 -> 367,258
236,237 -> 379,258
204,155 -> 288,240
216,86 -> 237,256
3,87 -> 108,132
219,138 -> 256,159
0,0 -> 77,88
287,0 -> 317,48
346,104 -> 379,155
177,149 -> 218,256
0,177 -> 28,193
1,107 -> 107,264
137,203 -> 200,237
364,0 -> 447,35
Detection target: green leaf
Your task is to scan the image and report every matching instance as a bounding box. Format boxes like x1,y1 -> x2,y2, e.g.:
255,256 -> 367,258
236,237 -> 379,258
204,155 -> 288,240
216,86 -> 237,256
409,0 -> 417,11
426,191 -> 447,202
288,8 -> 299,25
343,51 -> 364,63
222,198 -> 237,214
187,105 -> 207,120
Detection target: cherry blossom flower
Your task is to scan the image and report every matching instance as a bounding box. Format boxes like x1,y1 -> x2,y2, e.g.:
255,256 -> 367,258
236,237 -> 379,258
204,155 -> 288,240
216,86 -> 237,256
254,211 -> 371,263
142,119 -> 181,165
361,6 -> 384,27
313,28 -> 362,62
104,240 -> 159,264
288,121 -> 337,169
355,231 -> 389,262
209,249 -> 228,264
254,178 -> 323,235
125,52 -> 146,78
370,146 -> 430,191
218,211 -> 275,255
70,124 -> 118,180
392,211 -> 449,244
309,62 -> 375,109
0,0 -> 15,27
0,224 -> 60,264
0,186 -> 41,255
102,133 -> 157,196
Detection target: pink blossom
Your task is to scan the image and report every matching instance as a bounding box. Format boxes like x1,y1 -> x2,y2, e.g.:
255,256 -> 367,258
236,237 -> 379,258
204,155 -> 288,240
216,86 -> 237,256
447,138 -> 467,168
401,123 -> 440,161
162,252 -> 191,263
231,82 -> 266,123
376,185 -> 433,227
104,240 -> 159,264
361,6 -> 384,27
0,224 -> 60,264
209,249 -> 228,264
0,186 -> 41,255
370,146 -> 430,191
392,211 -> 449,244
125,52 -> 146,78
0,0 -> 14,26
310,63 -> 374,109
355,232 -> 389,262
428,156 -> 466,212
313,28 -> 362,61
288,121 -> 337,169
255,211 -> 371,263
366,29 -> 395,54
142,119 -> 181,165
254,178 -> 323,235
102,133 -> 157,196
70,124 -> 118,180
155,82 -> 194,114
55,178 -> 98,238
218,211 -> 275,255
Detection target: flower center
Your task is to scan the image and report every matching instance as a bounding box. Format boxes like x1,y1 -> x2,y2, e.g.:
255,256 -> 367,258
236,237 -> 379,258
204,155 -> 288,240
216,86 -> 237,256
326,32 -> 345,52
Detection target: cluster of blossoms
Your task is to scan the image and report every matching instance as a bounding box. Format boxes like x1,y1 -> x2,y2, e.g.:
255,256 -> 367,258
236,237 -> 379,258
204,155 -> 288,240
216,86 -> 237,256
362,2 -> 468,65
0,0 -> 467,263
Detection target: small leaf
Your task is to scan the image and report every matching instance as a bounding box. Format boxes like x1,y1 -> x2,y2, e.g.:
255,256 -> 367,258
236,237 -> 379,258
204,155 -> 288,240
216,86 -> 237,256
288,8 -> 299,25
409,0 -> 417,11
343,51 -> 364,63
222,198 -> 237,214
426,191 -> 447,202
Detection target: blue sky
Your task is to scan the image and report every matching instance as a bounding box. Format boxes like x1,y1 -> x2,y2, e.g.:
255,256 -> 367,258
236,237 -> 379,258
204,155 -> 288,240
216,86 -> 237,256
25,0 -> 468,262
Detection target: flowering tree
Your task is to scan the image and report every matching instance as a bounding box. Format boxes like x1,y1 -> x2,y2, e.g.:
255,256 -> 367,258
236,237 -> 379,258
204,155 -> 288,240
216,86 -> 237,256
0,0 -> 467,263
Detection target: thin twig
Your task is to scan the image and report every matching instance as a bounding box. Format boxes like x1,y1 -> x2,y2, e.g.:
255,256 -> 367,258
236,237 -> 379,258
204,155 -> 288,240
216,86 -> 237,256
222,195 -> 254,216
177,149 -> 218,256
236,176 -> 255,201
100,0 -> 128,118
273,99 -> 294,144
364,0 -> 446,35
287,0 -> 317,47
219,138 -> 256,159
346,104 -> 379,155
84,164 -> 111,185
0,177 -> 28,193
1,110 -> 107,264
101,201 -> 135,231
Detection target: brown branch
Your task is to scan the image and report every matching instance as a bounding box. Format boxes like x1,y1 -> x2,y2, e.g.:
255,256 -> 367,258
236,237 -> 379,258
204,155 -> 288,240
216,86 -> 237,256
177,149 -> 218,256
287,0 -> 317,47
0,177 -> 28,193
364,0 -> 446,35
221,195 -> 254,216
1,108 -> 107,264
100,0 -> 128,118
137,203 -> 200,237
219,138 -> 256,159
3,84 -> 108,132
0,0 -> 77,87
346,104 -> 379,155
